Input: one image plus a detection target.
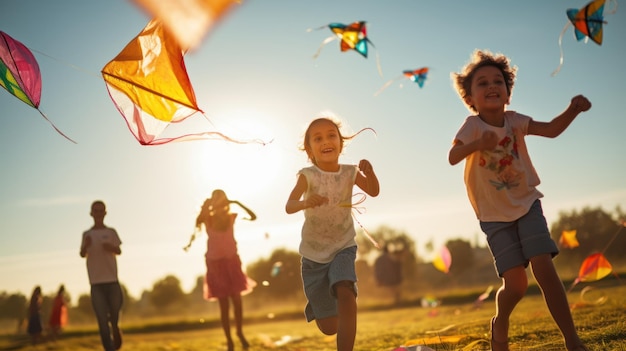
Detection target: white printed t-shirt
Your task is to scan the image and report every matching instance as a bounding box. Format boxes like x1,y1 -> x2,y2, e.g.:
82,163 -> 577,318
454,111 -> 543,222
298,165 -> 358,263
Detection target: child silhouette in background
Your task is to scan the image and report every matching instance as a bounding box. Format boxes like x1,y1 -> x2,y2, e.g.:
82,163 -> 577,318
49,284 -> 68,341
188,189 -> 257,351
80,200 -> 124,351
27,285 -> 43,345
448,49 -> 591,351
286,117 -> 379,351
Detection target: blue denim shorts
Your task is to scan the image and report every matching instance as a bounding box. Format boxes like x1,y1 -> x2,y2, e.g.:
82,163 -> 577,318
480,200 -> 558,277
301,246 -> 357,322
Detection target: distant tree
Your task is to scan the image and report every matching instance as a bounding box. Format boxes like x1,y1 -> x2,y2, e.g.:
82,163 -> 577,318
0,292 -> 27,321
150,275 -> 185,309
189,275 -> 205,302
550,206 -> 626,272
246,248 -> 302,299
75,294 -> 94,317
119,283 -> 136,313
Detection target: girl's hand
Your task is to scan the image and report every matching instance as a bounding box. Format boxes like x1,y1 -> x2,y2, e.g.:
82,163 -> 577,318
479,130 -> 498,151
358,159 -> 375,176
304,193 -> 329,209
571,95 -> 591,112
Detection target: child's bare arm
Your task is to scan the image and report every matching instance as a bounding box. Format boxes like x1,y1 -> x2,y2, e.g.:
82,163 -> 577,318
232,200 -> 257,221
528,95 -> 591,138
356,159 -> 380,197
285,174 -> 328,213
286,174 -> 308,214
448,130 -> 498,165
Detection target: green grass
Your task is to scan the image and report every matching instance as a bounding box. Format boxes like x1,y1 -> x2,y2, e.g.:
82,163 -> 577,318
2,283 -> 625,351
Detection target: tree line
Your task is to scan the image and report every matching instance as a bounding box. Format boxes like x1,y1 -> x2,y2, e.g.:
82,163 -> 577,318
1,205 -> 623,333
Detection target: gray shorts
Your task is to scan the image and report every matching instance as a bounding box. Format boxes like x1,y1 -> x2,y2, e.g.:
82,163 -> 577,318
301,246 -> 357,322
480,200 -> 558,277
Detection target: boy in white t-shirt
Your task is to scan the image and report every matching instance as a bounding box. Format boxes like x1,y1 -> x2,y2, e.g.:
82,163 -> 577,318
80,200 -> 123,351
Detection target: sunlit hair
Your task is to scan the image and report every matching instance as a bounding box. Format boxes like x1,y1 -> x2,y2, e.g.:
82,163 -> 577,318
185,189 -> 231,251
451,49 -> 517,114
301,117 -> 375,166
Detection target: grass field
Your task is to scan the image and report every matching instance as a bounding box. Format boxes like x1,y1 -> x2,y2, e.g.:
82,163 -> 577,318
1,283 -> 624,351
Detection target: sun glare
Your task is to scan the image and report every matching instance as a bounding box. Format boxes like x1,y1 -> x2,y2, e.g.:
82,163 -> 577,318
188,108 -> 289,204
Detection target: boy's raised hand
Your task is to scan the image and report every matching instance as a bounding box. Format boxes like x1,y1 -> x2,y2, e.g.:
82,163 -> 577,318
571,95 -> 591,112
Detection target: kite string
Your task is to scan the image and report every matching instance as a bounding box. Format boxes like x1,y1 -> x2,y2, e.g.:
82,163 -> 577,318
600,221 -> 625,254
30,48 -> 101,79
340,192 -> 380,249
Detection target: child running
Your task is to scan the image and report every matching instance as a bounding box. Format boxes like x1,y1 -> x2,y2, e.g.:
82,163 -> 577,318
448,49 -> 591,351
189,189 -> 257,351
286,116 -> 380,351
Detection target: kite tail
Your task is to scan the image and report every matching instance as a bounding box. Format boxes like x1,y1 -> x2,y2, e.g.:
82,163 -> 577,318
312,36 -> 338,59
374,49 -> 383,78
374,75 -> 402,96
36,109 -> 77,143
607,0 -> 618,14
551,22 -> 572,77
145,131 -> 272,146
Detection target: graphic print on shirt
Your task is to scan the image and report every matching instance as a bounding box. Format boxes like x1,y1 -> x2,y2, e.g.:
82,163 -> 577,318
479,126 -> 522,190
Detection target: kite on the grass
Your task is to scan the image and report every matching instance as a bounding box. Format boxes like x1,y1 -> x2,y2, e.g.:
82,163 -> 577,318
568,252 -> 613,292
567,221 -> 624,292
130,0 -> 240,52
0,31 -> 76,143
552,0 -> 618,76
309,21 -> 383,76
102,20 -> 256,146
374,67 -> 429,96
559,229 -> 580,248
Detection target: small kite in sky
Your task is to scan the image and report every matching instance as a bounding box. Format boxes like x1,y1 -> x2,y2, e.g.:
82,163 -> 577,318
309,21 -> 383,76
102,20 -> 255,146
374,67 -> 429,96
0,31 -> 76,143
559,229 -> 580,249
432,245 -> 451,274
130,0 -> 240,52
552,0 -> 618,76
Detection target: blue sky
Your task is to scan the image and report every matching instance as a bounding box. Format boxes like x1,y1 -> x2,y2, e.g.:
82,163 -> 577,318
1,0 -> 625,301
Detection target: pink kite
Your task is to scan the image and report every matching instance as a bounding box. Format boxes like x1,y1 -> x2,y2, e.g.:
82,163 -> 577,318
0,31 -> 75,143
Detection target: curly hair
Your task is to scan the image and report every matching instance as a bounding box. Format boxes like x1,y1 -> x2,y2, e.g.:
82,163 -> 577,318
451,49 -> 517,113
